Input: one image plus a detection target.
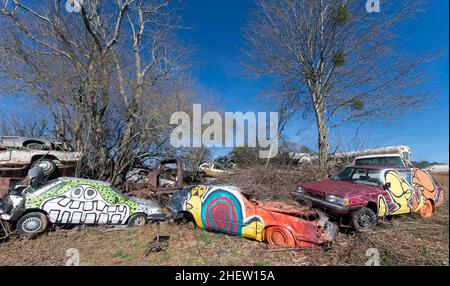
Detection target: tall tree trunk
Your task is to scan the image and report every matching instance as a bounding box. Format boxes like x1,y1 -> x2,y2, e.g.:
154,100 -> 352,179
315,108 -> 328,175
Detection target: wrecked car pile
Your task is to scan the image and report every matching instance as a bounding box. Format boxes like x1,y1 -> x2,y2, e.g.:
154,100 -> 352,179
0,138 -> 445,251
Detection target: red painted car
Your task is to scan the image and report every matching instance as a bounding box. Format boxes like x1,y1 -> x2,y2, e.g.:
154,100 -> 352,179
292,166 -> 444,231
169,185 -> 338,248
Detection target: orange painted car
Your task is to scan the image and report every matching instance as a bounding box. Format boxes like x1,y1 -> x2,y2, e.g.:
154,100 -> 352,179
169,185 -> 338,248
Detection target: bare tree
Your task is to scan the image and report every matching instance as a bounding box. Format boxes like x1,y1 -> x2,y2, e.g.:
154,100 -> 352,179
0,0 -> 192,184
243,0 -> 432,171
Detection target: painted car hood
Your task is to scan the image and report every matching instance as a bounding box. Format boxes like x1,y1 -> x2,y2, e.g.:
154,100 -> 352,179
300,179 -> 381,198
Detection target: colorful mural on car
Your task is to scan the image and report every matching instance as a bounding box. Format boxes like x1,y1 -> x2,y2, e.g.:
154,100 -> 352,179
378,168 -> 443,217
170,185 -> 338,248
0,177 -> 163,235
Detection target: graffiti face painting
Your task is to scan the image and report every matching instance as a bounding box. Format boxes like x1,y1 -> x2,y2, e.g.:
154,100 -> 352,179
39,184 -> 131,224
170,185 -> 338,248
378,169 -> 443,217
0,177 -> 162,233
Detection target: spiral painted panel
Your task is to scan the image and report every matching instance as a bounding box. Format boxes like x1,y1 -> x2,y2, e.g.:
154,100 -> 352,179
201,190 -> 243,235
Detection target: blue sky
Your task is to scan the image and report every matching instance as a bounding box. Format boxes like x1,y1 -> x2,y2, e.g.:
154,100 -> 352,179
178,0 -> 449,163
0,0 -> 448,163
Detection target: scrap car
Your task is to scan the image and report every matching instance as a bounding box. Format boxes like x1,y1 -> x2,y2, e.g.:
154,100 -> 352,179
1,136 -> 82,177
0,136 -> 71,151
169,185 -> 338,248
125,158 -> 185,195
0,176 -> 166,236
198,162 -> 231,178
292,166 -> 444,231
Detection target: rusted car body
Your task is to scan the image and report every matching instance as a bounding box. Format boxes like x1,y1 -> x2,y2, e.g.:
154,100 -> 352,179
1,136 -> 82,176
126,158 -> 184,195
169,185 -> 338,248
0,177 -> 25,199
0,148 -> 82,172
292,166 -> 444,231
0,136 -> 70,151
0,137 -> 82,198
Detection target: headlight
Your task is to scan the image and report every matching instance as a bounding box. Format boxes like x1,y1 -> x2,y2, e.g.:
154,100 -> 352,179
325,195 -> 350,206
296,186 -> 305,193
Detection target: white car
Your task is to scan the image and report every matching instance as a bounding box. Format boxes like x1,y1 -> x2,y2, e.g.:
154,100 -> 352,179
0,136 -> 82,176
0,177 -> 166,235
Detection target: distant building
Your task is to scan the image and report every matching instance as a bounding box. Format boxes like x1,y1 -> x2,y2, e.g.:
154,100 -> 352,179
425,165 -> 449,174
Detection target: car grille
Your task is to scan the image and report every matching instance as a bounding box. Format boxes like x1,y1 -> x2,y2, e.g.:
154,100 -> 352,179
305,190 -> 324,199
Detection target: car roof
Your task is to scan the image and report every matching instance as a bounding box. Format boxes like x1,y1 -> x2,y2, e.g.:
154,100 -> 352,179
57,177 -> 112,186
355,154 -> 402,159
347,165 -> 387,170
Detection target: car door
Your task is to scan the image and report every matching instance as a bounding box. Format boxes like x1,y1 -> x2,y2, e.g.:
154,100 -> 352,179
383,170 -> 415,215
200,187 -> 242,235
0,149 -> 11,162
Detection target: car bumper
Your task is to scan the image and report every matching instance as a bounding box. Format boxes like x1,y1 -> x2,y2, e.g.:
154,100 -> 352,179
291,192 -> 360,215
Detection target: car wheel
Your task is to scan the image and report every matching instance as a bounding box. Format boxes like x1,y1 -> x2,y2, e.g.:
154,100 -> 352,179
24,142 -> 46,150
31,158 -> 56,176
265,226 -> 296,248
419,199 -> 434,218
127,213 -> 147,227
16,212 -> 48,236
351,207 -> 377,232
174,212 -> 197,228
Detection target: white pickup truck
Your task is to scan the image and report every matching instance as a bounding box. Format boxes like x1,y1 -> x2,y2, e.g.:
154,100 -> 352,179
333,145 -> 412,168
353,154 -> 410,168
353,145 -> 412,168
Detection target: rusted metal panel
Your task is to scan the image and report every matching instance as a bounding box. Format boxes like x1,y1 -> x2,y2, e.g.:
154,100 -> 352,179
126,158 -> 185,196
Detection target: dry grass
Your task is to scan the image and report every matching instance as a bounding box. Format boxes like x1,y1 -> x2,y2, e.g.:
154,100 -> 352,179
0,167 -> 448,266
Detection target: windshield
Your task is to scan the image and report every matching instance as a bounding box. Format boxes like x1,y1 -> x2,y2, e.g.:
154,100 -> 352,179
25,179 -> 64,195
332,167 -> 383,186
354,156 -> 405,168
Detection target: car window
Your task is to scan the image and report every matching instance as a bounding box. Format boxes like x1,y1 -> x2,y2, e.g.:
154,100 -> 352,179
332,167 -> 382,186
332,167 -> 353,181
26,179 -> 65,195
214,164 -> 225,171
355,156 -> 405,168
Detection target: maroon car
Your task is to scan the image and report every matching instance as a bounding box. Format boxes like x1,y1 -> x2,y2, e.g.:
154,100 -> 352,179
292,166 -> 444,231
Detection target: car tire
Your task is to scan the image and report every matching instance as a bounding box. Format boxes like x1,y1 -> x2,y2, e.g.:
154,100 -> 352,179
24,142 -> 46,150
265,226 -> 296,248
351,207 -> 377,232
16,212 -> 49,236
31,158 -> 56,176
174,212 -> 197,228
127,213 -> 147,227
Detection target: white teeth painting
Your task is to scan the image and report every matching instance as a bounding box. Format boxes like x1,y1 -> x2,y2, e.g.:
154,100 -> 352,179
40,185 -> 130,224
